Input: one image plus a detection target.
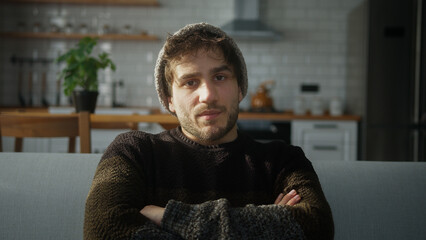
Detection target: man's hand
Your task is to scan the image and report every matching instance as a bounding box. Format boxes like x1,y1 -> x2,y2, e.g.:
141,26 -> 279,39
141,189 -> 300,225
140,205 -> 165,226
274,189 -> 301,206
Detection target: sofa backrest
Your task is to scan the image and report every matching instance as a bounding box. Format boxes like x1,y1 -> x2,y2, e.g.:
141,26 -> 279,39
0,153 -> 101,240
1,152 -> 425,240
312,160 -> 426,240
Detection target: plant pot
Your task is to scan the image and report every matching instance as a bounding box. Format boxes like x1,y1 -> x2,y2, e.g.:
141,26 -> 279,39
72,90 -> 98,113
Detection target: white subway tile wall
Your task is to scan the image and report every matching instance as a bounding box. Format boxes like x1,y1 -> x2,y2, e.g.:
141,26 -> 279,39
0,0 -> 367,115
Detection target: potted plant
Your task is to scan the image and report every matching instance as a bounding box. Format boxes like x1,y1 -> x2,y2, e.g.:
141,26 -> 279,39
56,37 -> 116,113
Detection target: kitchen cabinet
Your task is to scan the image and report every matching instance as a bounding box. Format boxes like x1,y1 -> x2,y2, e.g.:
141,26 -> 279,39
291,120 -> 358,161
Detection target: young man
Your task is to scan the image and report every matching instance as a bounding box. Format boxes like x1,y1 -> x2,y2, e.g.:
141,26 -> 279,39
84,23 -> 333,240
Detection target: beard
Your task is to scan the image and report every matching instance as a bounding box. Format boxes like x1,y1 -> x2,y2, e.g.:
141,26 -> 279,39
177,101 -> 240,144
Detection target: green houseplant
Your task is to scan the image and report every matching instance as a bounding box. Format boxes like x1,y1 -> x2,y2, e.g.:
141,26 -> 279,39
56,37 -> 116,113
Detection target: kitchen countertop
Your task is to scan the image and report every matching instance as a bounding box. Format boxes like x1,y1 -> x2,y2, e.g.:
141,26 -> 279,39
238,111 -> 361,121
89,111 -> 360,130
0,107 -> 361,123
89,111 -> 360,124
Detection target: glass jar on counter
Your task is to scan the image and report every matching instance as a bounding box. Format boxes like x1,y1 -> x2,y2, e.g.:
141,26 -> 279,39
293,96 -> 307,115
64,23 -> 73,34
311,97 -> 325,115
79,23 -> 88,34
329,97 -> 343,116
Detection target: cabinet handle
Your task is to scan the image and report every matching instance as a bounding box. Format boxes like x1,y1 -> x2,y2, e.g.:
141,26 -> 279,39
313,145 -> 338,151
313,123 -> 337,129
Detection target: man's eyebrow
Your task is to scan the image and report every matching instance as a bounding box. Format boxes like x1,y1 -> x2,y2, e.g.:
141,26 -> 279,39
178,72 -> 201,81
210,65 -> 233,75
177,65 -> 233,82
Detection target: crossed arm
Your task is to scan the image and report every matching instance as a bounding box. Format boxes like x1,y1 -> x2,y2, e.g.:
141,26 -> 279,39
136,166 -> 333,240
141,189 -> 301,226
85,150 -> 333,239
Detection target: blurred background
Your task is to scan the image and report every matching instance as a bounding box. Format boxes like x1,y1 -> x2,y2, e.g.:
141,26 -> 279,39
0,0 -> 424,161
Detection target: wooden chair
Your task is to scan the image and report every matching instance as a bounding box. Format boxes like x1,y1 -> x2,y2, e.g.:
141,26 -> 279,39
0,112 -> 91,153
91,113 -> 139,130
90,113 -> 180,130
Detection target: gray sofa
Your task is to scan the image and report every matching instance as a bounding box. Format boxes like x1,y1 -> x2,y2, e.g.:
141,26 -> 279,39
1,152 -> 425,240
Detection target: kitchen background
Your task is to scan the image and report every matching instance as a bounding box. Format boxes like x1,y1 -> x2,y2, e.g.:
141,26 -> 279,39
0,0 -> 368,115
5,0 -> 400,159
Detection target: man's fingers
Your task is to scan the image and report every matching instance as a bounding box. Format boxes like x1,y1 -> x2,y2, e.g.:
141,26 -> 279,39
140,205 -> 165,226
280,189 -> 297,205
274,193 -> 284,204
286,194 -> 301,206
275,189 -> 301,206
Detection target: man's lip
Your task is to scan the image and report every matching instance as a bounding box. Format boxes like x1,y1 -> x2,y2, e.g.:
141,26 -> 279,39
197,110 -> 222,118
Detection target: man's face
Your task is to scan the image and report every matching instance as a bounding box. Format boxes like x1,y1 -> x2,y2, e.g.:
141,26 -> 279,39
168,49 -> 243,145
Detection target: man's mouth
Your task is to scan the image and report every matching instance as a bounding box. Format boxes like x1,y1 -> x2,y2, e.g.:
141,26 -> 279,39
197,109 -> 222,121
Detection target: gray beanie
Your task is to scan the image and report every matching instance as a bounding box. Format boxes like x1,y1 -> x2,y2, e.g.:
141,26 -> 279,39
154,22 -> 248,113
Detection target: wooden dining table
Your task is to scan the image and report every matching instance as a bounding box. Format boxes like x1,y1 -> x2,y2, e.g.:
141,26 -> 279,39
90,111 -> 360,129
0,109 -> 361,131
0,111 -> 360,129
90,113 -> 180,130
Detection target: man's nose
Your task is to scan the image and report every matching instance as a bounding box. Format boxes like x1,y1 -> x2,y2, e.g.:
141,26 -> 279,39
198,81 -> 218,103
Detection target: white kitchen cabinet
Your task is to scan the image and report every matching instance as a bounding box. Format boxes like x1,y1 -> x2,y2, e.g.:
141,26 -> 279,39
291,120 -> 358,161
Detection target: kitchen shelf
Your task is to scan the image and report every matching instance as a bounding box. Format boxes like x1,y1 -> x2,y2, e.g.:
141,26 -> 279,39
4,0 -> 159,6
0,32 -> 159,41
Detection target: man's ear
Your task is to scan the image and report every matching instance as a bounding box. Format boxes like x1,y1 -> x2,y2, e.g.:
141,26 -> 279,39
168,97 -> 175,113
238,89 -> 243,103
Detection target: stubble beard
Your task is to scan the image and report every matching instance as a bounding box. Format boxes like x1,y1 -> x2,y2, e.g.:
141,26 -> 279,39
177,102 -> 240,144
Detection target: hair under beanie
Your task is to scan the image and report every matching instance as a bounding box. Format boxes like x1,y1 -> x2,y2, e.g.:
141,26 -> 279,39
154,22 -> 248,113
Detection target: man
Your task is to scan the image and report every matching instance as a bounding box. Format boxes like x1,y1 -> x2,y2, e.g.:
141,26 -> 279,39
84,23 -> 333,240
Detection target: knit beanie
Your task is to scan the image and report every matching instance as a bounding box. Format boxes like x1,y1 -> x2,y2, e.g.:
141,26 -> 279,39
154,22 -> 248,113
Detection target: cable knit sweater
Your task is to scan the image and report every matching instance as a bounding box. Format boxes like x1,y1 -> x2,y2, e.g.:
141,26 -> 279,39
84,128 -> 333,240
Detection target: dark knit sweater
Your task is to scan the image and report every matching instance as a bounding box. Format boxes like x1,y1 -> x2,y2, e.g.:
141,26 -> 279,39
84,127 -> 333,240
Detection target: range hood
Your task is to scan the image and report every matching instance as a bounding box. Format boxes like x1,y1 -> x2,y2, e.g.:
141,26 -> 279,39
221,0 -> 281,40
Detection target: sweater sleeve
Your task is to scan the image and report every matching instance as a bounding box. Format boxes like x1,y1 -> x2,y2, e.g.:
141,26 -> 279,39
160,149 -> 333,240
274,148 -> 334,240
162,199 -> 305,240
83,132 -> 182,240
84,154 -> 184,240
83,155 -> 145,239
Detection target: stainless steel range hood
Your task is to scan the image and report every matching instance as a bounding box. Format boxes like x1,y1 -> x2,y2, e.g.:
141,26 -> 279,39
221,0 -> 281,40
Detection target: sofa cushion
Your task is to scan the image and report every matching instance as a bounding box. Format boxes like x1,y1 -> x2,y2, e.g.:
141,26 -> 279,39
313,160 -> 426,240
0,153 -> 101,240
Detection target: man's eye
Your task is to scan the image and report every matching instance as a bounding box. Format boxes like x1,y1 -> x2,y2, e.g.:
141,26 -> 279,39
215,75 -> 226,81
185,80 -> 197,87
